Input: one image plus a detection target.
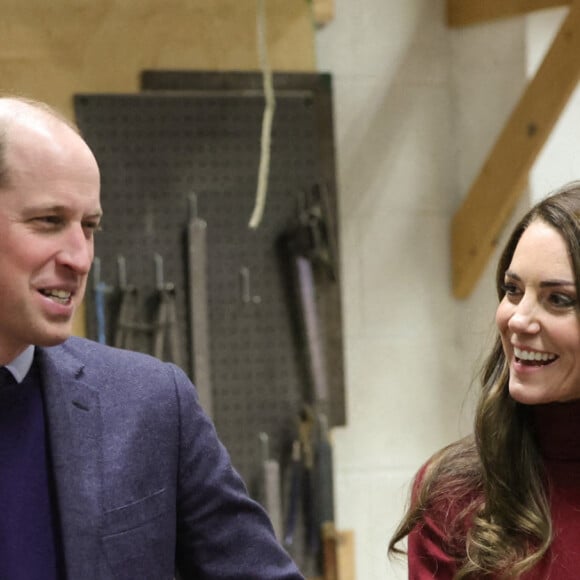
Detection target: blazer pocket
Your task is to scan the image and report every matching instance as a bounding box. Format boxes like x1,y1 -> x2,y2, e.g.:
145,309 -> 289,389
103,488 -> 167,536
102,489 -> 175,580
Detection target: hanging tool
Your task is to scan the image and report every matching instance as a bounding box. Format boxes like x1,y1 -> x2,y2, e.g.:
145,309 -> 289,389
283,405 -> 317,555
277,184 -> 339,416
315,413 -> 338,580
259,432 -> 283,541
92,257 -> 110,345
186,193 -> 213,417
283,439 -> 303,548
153,254 -> 183,369
277,184 -> 338,576
295,255 -> 329,411
113,255 -> 140,350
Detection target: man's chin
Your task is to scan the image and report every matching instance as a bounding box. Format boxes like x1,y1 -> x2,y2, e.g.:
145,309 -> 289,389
34,327 -> 73,347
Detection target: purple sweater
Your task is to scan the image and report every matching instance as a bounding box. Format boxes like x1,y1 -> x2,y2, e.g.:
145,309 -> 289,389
0,362 -> 64,579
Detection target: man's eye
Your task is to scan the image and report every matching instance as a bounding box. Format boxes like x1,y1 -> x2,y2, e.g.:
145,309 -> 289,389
83,221 -> 102,233
36,216 -> 63,226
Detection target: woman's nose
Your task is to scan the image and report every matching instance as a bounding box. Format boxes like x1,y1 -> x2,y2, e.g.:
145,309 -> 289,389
508,298 -> 541,334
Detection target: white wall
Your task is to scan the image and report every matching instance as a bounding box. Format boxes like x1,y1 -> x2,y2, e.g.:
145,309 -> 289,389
316,1 -> 531,578
526,7 -> 580,202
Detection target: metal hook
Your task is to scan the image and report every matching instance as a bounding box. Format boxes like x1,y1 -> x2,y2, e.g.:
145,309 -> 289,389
117,255 -> 127,290
239,266 -> 262,304
154,253 -> 164,290
188,192 -> 198,221
93,257 -> 102,290
259,431 -> 270,463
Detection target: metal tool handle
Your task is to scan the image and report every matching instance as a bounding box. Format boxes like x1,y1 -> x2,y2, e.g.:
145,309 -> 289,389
187,193 -> 213,416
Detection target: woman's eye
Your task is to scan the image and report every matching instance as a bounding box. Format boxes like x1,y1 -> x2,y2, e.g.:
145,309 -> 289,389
501,282 -> 519,296
549,293 -> 576,308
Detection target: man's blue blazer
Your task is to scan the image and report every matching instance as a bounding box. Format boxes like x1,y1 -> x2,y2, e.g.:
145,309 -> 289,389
38,336 -> 303,579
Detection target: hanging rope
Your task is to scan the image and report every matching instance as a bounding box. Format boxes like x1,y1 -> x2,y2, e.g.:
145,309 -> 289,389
248,0 -> 276,229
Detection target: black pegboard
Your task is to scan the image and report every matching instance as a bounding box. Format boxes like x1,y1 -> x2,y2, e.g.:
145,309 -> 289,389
74,75 -> 344,529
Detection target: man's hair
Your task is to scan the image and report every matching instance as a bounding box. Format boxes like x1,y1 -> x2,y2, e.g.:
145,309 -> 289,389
0,95 -> 80,189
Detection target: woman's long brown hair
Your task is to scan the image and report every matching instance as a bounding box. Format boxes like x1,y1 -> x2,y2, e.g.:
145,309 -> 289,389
389,182 -> 580,578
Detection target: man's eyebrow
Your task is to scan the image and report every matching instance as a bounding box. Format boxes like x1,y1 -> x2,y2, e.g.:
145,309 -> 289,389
504,270 -> 575,288
21,203 -> 63,215
22,204 -> 103,218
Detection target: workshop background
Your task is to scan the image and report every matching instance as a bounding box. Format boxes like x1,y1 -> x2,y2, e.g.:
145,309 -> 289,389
4,1 -> 580,579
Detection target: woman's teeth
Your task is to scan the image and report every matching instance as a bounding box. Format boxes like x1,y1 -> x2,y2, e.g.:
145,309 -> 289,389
514,346 -> 557,364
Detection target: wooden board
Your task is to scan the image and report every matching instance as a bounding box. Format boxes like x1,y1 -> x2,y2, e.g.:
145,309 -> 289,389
0,0 -> 316,119
452,0 -> 580,297
447,0 -> 570,27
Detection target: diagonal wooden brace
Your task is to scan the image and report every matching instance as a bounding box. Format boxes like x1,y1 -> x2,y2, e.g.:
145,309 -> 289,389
451,0 -> 580,298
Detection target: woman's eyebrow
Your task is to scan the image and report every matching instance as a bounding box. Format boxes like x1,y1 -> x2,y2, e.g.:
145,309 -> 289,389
504,270 -> 575,288
539,280 -> 575,288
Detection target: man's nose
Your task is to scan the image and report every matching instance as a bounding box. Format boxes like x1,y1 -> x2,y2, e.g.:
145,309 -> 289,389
508,297 -> 541,334
56,224 -> 94,274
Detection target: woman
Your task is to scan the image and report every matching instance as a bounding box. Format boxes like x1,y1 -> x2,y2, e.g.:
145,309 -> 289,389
389,182 -> 580,578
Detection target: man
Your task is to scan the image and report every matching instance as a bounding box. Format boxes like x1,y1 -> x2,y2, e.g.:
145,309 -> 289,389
0,96 -> 304,579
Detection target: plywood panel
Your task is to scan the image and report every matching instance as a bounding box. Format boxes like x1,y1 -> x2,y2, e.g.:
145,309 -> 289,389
0,0 -> 316,118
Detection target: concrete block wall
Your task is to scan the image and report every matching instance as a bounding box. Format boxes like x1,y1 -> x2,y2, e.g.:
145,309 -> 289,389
316,1 -> 529,578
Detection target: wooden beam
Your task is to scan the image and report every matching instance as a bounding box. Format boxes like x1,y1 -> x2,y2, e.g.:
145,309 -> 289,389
336,530 -> 355,580
313,0 -> 335,27
447,0 -> 570,27
452,0 -> 580,298
308,527 -> 355,580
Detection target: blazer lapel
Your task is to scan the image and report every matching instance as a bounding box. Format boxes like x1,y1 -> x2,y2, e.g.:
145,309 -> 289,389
38,345 -> 103,580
